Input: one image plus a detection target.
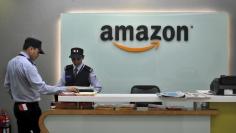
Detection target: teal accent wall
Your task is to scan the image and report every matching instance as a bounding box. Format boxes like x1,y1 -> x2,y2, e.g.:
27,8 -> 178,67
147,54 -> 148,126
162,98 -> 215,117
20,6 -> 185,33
61,12 -> 228,93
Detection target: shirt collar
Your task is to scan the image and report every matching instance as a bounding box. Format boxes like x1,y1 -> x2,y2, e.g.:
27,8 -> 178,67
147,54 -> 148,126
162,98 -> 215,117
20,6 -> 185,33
20,51 -> 30,59
73,63 -> 84,71
20,51 -> 36,65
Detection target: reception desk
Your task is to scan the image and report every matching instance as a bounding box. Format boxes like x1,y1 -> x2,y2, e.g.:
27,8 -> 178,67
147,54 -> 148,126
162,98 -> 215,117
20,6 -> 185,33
57,93 -> 236,102
39,94 -> 236,133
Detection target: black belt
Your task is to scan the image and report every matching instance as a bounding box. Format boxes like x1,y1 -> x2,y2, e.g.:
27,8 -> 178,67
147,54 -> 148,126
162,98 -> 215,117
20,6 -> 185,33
15,102 -> 39,106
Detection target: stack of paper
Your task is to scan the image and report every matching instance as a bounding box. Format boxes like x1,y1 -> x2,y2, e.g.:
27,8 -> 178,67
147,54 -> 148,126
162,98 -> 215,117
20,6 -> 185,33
185,92 -> 209,99
148,104 -> 166,110
75,92 -> 97,96
59,91 -> 97,96
75,86 -> 94,90
94,104 -> 114,110
196,90 -> 212,95
59,92 -> 76,96
160,91 -> 185,98
115,104 -> 135,111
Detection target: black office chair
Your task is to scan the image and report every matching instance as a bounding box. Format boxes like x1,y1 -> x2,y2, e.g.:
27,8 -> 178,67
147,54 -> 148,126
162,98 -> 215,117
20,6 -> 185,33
131,85 -> 162,107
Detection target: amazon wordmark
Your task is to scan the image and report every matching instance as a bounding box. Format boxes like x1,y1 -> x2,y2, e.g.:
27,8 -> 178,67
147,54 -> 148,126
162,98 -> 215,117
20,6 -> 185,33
100,25 -> 191,42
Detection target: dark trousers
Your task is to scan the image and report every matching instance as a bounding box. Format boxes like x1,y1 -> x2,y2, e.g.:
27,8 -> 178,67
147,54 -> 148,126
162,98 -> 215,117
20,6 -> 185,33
14,102 -> 42,133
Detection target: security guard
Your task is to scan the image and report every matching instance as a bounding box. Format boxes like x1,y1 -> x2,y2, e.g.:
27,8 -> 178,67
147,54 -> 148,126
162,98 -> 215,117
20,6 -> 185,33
4,37 -> 77,133
57,47 -> 102,102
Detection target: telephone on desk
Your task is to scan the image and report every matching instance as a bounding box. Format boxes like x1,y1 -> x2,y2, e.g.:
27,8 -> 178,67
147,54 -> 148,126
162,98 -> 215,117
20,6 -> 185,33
210,75 -> 236,95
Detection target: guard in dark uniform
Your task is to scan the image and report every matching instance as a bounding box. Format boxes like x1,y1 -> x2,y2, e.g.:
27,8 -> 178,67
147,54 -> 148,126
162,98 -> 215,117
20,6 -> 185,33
64,62 -> 92,87
56,47 -> 102,108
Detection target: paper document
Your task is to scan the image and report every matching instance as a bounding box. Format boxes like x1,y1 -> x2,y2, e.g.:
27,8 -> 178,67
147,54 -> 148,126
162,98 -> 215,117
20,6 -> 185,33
59,91 -> 97,96
75,92 -> 97,96
185,92 -> 210,99
160,91 -> 185,98
196,90 -> 212,95
75,86 -> 94,90
75,86 -> 96,92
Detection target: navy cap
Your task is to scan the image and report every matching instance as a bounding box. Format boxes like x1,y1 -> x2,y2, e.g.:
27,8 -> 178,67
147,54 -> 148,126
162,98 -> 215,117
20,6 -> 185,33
23,37 -> 45,54
69,47 -> 84,59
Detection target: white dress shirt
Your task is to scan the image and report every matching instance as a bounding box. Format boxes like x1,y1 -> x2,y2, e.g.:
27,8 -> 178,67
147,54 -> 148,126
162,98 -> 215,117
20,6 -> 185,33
4,51 -> 67,102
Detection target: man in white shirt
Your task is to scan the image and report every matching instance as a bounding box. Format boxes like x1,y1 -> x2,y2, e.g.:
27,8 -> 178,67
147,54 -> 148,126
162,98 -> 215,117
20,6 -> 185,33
4,37 -> 77,133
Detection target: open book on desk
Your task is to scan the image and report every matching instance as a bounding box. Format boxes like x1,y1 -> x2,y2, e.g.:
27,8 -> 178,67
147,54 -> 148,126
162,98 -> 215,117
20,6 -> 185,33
59,91 -> 97,96
75,91 -> 97,96
75,86 -> 95,92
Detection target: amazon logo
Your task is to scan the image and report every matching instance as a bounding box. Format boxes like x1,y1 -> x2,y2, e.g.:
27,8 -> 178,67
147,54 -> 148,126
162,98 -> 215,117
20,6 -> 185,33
100,25 -> 192,52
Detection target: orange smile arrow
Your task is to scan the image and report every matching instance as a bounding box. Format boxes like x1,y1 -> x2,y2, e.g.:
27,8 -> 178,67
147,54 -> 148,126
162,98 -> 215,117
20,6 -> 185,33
112,40 -> 160,52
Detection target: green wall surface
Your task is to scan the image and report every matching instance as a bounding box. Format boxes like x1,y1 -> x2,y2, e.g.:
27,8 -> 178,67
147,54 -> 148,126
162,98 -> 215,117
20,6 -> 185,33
211,103 -> 236,133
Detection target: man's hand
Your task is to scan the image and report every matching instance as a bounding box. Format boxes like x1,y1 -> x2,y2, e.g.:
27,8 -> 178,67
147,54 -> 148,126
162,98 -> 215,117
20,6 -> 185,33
66,86 -> 79,93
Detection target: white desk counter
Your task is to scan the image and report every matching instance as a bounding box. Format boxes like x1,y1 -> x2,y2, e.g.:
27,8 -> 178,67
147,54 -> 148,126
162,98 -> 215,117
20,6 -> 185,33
58,93 -> 236,102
